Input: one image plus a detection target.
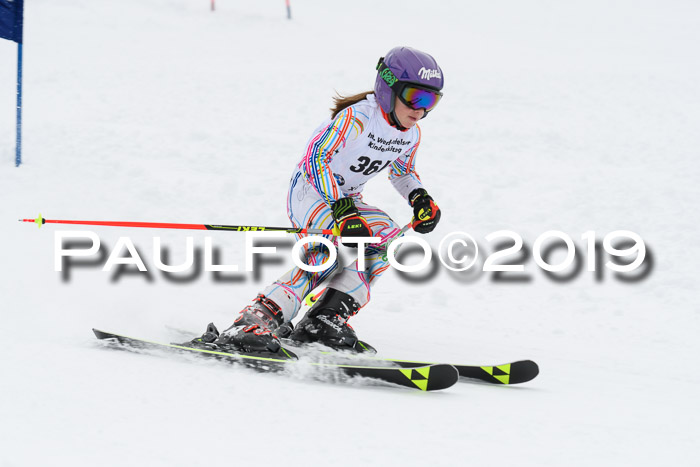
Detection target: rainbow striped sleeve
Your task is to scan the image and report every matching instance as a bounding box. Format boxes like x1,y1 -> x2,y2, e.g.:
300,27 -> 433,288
388,126 -> 424,201
300,107 -> 359,206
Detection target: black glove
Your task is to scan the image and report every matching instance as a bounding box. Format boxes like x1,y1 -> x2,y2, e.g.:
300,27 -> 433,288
409,188 -> 441,234
331,197 -> 372,246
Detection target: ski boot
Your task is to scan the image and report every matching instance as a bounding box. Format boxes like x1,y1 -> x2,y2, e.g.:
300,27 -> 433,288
288,288 -> 375,352
212,294 -> 288,354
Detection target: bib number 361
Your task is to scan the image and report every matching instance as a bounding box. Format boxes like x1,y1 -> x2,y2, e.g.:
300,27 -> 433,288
350,157 -> 392,175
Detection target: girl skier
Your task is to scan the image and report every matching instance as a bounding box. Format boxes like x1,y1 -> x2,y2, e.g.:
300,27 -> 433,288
194,46 -> 444,355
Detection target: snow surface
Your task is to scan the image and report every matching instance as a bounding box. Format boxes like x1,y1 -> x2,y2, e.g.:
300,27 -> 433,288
1,0 -> 699,465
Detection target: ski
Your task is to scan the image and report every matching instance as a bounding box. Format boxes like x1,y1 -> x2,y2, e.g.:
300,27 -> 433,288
93,329 -> 458,391
382,358 -> 538,385
296,289 -> 539,385
280,338 -> 539,385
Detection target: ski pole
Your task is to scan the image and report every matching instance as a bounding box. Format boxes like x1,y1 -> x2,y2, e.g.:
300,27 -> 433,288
20,213 -> 340,236
21,214 -> 415,237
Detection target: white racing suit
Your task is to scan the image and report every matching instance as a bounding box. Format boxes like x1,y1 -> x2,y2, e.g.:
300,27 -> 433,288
261,94 -> 427,321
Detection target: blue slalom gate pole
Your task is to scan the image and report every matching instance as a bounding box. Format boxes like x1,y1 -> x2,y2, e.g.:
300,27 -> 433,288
15,41 -> 22,167
1,0 -> 25,166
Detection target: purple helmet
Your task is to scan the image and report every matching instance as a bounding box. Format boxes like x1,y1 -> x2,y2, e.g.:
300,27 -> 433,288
374,46 -> 444,117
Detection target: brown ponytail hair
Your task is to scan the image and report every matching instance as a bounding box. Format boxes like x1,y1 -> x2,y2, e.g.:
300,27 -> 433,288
330,91 -> 374,119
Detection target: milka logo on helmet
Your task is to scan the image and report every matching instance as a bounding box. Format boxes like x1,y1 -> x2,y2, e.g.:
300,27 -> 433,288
418,67 -> 441,80
380,69 -> 398,87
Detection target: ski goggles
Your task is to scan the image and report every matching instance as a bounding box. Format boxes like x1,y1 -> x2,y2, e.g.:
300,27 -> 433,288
398,84 -> 443,112
376,59 -> 443,113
